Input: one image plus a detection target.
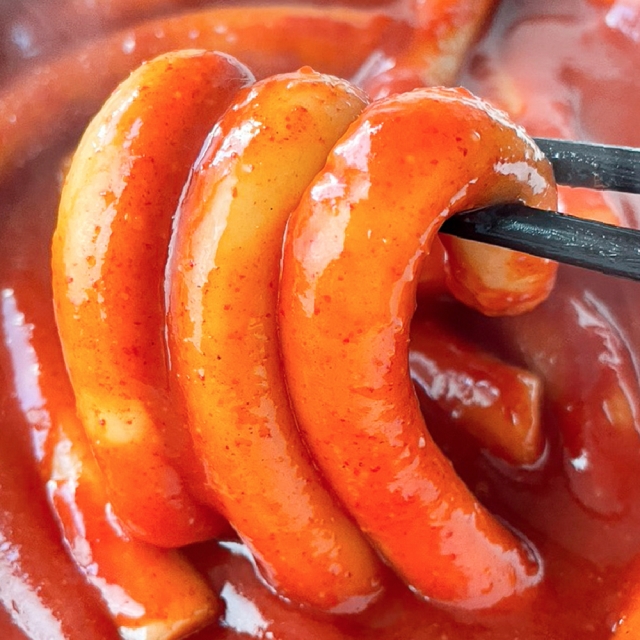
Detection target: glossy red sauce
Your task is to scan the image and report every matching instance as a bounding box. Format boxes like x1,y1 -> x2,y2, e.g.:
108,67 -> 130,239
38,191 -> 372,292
2,0 -> 640,638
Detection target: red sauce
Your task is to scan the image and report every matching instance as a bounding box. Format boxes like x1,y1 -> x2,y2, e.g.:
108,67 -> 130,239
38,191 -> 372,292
2,0 -> 640,638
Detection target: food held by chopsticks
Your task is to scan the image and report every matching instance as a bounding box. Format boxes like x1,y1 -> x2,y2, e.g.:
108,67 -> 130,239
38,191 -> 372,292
3,1 -> 640,639
442,138 -> 640,281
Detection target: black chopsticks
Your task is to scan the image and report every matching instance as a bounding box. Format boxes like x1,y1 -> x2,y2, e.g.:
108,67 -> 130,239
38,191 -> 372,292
440,138 -> 640,282
535,138 -> 640,194
440,204 -> 640,281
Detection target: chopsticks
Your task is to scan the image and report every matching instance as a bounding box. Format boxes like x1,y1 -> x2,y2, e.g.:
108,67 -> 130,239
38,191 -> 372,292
535,137 -> 640,193
440,138 -> 640,282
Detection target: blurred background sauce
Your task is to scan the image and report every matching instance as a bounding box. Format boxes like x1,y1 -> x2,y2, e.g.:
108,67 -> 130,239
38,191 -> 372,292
2,0 -> 640,638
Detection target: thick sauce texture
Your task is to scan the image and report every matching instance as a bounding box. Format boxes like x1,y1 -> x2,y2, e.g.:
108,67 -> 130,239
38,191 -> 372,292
2,0 -> 640,638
